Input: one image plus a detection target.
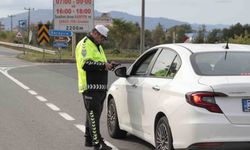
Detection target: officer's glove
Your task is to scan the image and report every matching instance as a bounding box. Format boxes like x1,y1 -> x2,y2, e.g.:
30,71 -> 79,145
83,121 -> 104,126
110,61 -> 121,71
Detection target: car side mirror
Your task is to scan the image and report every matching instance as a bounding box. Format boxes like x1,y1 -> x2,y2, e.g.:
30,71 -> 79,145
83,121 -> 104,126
114,67 -> 128,78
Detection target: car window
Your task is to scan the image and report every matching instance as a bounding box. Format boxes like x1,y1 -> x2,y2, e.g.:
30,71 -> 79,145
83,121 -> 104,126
167,55 -> 181,78
151,49 -> 181,78
131,49 -> 157,76
191,51 -> 250,76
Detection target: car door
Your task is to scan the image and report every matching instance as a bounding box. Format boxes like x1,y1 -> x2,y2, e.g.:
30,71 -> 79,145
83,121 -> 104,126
141,48 -> 182,137
123,49 -> 159,132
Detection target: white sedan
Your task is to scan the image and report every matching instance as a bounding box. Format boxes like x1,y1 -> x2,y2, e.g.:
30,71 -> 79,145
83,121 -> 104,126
106,43 -> 250,150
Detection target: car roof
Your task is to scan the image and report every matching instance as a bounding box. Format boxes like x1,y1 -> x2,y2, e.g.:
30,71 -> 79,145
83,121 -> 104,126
154,43 -> 250,53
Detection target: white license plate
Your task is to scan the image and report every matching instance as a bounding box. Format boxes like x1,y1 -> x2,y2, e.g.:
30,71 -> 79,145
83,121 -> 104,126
242,99 -> 250,112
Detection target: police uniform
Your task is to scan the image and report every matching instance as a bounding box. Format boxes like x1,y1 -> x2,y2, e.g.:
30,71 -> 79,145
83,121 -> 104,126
75,29 -> 109,148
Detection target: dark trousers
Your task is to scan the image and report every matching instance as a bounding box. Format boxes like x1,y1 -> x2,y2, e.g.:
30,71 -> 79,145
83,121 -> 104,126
82,91 -> 106,145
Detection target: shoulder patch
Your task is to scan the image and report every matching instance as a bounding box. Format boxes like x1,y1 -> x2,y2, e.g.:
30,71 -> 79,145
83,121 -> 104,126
82,48 -> 86,57
81,40 -> 87,57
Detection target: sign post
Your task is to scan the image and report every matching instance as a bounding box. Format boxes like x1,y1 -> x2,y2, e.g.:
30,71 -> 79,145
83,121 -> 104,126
72,33 -> 76,57
38,24 -> 50,61
28,30 -> 33,44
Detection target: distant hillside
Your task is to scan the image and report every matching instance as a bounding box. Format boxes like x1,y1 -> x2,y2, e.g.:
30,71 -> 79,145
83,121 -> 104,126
0,9 -> 53,31
0,9 -> 229,31
106,11 -> 187,30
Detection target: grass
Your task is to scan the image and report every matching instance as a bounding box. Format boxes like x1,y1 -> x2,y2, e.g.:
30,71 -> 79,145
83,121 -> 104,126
17,48 -> 76,63
105,49 -> 139,62
1,43 -> 138,63
0,31 -> 139,63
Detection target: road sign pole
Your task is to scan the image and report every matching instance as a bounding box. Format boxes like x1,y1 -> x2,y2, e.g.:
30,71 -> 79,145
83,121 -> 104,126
42,44 -> 45,62
58,47 -> 62,62
72,33 -> 76,57
22,36 -> 25,55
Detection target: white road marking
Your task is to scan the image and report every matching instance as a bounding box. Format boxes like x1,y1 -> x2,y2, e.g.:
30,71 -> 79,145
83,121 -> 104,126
46,103 -> 61,111
28,90 -> 37,95
74,124 -> 119,150
59,112 -> 75,121
0,66 -> 119,150
36,95 -> 48,102
75,124 -> 85,133
0,70 -> 30,90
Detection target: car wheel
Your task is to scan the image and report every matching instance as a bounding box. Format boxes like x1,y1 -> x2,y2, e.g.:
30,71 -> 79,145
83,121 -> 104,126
107,98 -> 127,138
155,116 -> 173,150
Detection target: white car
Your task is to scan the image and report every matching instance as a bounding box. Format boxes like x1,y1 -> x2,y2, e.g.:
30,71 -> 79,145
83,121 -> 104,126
106,43 -> 250,150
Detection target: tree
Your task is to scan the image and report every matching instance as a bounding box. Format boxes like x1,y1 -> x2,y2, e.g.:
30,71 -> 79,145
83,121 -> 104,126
207,29 -> 222,43
151,23 -> 166,45
229,31 -> 250,44
166,24 -> 192,43
193,24 -> 206,43
108,19 -> 138,51
175,24 -> 192,43
126,22 -> 140,50
222,23 -> 244,41
145,29 -> 153,48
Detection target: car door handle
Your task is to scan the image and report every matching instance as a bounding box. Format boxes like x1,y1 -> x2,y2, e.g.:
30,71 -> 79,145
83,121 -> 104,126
152,85 -> 160,91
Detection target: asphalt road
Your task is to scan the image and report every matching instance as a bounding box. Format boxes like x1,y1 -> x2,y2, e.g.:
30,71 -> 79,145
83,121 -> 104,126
0,46 -> 155,150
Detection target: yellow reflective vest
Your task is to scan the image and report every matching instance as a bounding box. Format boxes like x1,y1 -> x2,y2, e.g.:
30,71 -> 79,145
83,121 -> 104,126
75,36 -> 108,93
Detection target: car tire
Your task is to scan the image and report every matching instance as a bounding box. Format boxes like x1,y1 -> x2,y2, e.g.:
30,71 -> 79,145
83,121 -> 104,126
155,116 -> 173,150
107,98 -> 127,138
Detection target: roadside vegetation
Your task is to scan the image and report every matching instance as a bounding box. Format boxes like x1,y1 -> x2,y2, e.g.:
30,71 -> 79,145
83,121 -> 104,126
0,19 -> 250,63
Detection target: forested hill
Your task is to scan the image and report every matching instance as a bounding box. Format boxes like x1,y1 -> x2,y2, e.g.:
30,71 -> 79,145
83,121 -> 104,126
0,9 -> 229,31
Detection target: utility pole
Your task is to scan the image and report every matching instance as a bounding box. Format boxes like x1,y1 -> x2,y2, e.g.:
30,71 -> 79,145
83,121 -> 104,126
0,22 -> 4,31
24,7 -> 34,44
8,15 -> 15,32
173,26 -> 176,43
140,0 -> 145,54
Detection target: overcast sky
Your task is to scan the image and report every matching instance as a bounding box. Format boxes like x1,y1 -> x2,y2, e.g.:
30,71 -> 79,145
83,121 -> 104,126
0,0 -> 249,25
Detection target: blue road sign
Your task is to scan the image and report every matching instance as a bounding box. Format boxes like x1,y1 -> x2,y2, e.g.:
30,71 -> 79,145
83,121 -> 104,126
53,42 -> 68,48
18,20 -> 27,30
49,30 -> 73,37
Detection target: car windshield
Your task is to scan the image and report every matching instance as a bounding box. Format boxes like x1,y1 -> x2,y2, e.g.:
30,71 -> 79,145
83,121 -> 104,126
191,51 -> 250,76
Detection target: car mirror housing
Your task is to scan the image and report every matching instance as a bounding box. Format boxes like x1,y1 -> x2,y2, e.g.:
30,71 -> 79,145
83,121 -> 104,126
115,67 -> 128,78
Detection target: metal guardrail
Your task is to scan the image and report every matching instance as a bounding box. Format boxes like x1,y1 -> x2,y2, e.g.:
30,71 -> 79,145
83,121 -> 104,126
0,41 -> 56,55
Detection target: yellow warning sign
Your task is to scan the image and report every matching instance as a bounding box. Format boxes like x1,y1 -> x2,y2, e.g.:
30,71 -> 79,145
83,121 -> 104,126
38,24 -> 50,44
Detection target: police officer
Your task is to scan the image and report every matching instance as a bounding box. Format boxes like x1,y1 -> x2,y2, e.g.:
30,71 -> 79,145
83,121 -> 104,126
75,24 -> 115,150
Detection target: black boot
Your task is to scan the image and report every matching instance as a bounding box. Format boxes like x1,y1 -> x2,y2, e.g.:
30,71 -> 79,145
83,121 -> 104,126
85,136 -> 93,147
85,126 -> 93,147
93,141 -> 112,150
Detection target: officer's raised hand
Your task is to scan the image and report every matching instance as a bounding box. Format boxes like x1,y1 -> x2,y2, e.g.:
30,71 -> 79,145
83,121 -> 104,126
105,62 -> 113,70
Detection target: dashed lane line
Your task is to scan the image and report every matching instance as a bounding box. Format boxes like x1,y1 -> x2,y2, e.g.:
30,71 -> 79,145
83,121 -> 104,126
74,124 -> 119,150
75,124 -> 85,133
46,103 -> 61,111
0,67 -> 119,150
28,90 -> 38,95
59,112 -> 75,121
36,95 -> 48,102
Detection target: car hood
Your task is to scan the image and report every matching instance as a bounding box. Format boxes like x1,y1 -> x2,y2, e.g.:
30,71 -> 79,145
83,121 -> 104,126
198,76 -> 250,125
